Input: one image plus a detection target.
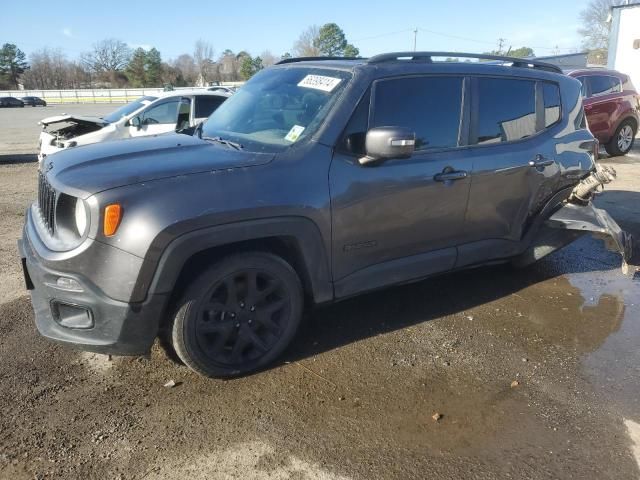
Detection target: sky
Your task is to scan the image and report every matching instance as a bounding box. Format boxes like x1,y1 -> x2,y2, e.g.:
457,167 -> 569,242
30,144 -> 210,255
3,0 -> 588,61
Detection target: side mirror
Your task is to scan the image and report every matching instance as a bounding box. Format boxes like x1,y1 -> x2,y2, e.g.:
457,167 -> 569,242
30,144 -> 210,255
129,116 -> 141,129
360,126 -> 415,165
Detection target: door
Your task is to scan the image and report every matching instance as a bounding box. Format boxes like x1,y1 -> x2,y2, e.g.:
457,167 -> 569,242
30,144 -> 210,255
129,97 -> 189,137
329,75 -> 472,294
461,77 -> 562,264
583,75 -> 623,142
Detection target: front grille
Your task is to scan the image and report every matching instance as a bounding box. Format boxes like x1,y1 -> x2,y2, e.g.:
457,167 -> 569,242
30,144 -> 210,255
38,171 -> 56,234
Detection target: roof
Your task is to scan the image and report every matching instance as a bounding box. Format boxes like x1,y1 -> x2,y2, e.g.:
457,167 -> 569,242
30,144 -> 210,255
276,51 -> 562,74
566,68 -> 625,78
275,58 -> 366,71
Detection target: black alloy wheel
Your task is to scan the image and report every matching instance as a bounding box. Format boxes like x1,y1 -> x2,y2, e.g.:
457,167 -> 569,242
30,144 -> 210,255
171,253 -> 303,377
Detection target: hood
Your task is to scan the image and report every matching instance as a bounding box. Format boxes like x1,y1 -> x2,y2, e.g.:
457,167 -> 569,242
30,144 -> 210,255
40,114 -> 109,128
45,133 -> 274,198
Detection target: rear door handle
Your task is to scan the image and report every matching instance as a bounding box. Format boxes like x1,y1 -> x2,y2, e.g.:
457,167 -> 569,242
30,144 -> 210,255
529,155 -> 555,168
434,170 -> 468,182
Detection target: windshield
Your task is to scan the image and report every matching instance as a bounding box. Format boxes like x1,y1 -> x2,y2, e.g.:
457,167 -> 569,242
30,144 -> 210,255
201,67 -> 352,153
102,96 -> 158,123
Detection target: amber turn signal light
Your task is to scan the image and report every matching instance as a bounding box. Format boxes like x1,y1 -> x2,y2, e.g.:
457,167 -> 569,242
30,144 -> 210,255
103,204 -> 122,237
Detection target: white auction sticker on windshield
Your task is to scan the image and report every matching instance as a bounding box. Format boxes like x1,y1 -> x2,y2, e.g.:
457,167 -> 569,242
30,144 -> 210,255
285,125 -> 305,142
298,75 -> 342,92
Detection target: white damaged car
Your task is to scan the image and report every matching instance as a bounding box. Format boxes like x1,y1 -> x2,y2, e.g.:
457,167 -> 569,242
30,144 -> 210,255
38,90 -> 230,162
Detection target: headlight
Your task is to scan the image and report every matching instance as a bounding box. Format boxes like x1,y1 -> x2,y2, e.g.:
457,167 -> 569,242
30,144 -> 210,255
74,199 -> 87,236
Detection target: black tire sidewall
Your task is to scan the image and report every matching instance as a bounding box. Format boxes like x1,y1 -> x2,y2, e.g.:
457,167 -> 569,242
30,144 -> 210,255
606,120 -> 636,156
172,253 -> 303,378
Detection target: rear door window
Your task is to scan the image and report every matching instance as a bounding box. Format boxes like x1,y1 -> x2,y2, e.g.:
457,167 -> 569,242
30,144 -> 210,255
588,76 -> 621,97
472,78 -> 536,144
371,76 -> 463,151
195,95 -> 227,118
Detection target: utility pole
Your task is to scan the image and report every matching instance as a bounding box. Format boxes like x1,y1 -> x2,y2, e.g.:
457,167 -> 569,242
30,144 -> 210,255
413,28 -> 418,51
497,38 -> 506,54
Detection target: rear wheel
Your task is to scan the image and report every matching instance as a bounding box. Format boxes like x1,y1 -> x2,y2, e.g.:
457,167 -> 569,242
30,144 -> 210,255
171,252 -> 304,378
605,120 -> 636,156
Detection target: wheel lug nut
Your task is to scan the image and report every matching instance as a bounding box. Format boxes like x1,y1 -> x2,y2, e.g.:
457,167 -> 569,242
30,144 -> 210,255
235,323 -> 240,328
250,306 -> 255,312
239,302 -> 245,308
231,313 -> 236,318
248,319 -> 253,324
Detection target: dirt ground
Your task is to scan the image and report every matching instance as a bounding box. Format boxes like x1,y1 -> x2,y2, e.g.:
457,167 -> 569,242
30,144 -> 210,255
1,104 -> 640,480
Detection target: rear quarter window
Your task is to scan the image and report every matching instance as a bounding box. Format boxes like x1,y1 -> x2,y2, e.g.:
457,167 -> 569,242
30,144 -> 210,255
575,76 -> 587,97
588,76 -> 622,96
542,82 -> 561,127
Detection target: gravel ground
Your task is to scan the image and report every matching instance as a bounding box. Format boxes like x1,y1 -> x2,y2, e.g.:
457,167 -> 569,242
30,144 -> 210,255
1,105 -> 640,479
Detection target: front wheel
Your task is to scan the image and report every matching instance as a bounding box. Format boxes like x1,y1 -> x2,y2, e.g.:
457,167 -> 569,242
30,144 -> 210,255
171,252 -> 304,378
605,120 -> 636,156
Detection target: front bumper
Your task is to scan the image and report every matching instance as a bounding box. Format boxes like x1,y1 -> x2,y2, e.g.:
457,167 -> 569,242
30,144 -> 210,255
19,226 -> 168,356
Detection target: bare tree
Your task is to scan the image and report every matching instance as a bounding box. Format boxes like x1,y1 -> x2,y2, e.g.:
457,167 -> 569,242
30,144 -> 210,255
217,50 -> 240,82
23,48 -> 91,89
293,26 -> 320,57
173,54 -> 197,84
260,50 -> 278,67
578,0 -> 619,51
68,61 -> 91,88
84,38 -> 131,73
193,40 -> 216,85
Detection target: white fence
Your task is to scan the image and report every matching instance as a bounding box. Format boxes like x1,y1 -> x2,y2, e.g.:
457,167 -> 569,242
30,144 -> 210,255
0,83 -> 244,105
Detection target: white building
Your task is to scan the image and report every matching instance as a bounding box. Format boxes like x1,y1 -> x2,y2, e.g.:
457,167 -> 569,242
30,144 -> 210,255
608,3 -> 640,89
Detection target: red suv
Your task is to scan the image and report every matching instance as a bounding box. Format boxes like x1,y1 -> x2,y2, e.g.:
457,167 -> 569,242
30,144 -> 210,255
568,69 -> 639,156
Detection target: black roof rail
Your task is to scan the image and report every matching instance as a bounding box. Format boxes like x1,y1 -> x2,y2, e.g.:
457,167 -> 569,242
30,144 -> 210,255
276,56 -> 362,65
366,51 -> 563,73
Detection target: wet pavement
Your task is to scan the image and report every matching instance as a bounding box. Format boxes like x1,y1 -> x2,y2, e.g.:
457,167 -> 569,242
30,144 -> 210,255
2,234 -> 639,479
0,113 -> 639,478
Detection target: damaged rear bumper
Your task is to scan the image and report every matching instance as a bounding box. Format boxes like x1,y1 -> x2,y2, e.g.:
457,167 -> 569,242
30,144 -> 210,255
546,202 -> 633,264
514,201 -> 633,269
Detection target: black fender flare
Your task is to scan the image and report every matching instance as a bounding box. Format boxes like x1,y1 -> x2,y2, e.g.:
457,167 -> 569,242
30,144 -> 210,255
131,216 -> 334,304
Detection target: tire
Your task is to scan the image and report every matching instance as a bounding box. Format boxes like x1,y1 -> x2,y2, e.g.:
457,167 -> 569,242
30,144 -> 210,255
605,120 -> 636,156
171,252 -> 304,378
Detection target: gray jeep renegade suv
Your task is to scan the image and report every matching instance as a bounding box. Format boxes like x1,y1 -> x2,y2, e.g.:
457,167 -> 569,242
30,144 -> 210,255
19,52 -> 632,378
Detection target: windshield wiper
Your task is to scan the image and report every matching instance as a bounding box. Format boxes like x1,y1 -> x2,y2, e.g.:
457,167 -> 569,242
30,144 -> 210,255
202,136 -> 244,151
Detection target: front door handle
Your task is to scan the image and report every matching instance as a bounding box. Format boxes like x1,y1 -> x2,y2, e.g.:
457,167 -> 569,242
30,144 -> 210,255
434,170 -> 468,182
529,154 -> 555,168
